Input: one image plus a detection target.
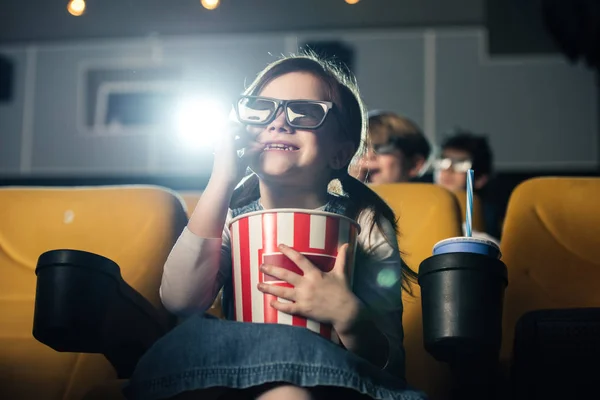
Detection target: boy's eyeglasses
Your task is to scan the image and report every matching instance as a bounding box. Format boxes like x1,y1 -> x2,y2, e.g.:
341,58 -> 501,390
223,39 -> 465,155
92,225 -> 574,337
370,136 -> 411,155
236,96 -> 334,129
433,158 -> 473,173
371,136 -> 415,155
371,143 -> 398,155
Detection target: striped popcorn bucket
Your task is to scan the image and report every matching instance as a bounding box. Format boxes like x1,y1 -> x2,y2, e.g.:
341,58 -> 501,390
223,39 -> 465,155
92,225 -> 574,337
228,209 -> 360,343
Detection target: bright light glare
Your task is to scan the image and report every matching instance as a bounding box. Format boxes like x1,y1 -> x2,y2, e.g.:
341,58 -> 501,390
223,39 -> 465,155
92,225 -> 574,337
345,0 -> 360,4
201,0 -> 220,10
67,0 -> 86,16
376,269 -> 399,288
175,98 -> 228,150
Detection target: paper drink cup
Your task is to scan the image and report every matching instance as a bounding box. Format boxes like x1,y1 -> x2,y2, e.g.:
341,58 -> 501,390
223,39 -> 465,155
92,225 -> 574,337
228,209 -> 360,342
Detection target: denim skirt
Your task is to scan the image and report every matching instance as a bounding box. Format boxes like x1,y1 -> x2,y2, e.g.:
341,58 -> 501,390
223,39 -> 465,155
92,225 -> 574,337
123,315 -> 427,400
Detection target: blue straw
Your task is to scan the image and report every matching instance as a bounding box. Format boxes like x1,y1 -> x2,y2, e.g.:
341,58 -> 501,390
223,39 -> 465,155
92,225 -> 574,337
466,169 -> 474,237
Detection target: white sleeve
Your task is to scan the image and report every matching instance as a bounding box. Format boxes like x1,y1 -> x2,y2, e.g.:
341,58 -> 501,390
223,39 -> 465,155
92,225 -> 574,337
353,210 -> 406,376
159,210 -> 233,317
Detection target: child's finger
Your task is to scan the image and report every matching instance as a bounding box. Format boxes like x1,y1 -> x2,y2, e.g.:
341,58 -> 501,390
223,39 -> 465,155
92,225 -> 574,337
240,140 -> 263,158
269,299 -> 299,316
260,264 -> 302,286
277,244 -> 318,274
332,243 -> 350,277
257,283 -> 296,301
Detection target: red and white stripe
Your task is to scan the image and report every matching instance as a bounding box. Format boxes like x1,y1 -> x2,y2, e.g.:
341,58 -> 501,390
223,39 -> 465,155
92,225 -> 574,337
230,210 -> 359,343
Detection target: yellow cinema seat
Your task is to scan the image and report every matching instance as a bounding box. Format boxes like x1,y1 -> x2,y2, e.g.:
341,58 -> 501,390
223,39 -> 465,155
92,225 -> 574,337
500,177 -> 600,396
453,190 -> 486,233
371,183 -> 463,400
0,186 -> 187,400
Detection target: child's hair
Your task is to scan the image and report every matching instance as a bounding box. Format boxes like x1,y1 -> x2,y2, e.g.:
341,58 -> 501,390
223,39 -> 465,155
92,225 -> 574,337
368,111 -> 431,163
230,52 -> 417,293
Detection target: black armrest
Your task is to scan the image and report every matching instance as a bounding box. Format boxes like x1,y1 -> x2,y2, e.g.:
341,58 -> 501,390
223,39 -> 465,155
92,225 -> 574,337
33,249 -> 173,378
419,252 -> 508,400
419,252 -> 508,363
512,308 -> 600,400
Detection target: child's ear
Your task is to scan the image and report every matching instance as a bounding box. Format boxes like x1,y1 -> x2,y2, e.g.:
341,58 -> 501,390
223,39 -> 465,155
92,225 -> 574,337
329,141 -> 356,170
474,173 -> 489,190
407,155 -> 427,178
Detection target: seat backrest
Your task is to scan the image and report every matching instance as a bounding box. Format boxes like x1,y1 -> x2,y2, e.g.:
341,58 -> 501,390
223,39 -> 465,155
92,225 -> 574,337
500,177 -> 600,365
0,186 -> 187,400
371,183 -> 463,400
453,190 -> 486,233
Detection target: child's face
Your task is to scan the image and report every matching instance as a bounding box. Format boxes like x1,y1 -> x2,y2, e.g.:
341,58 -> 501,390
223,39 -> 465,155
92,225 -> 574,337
363,147 -> 411,184
434,148 -> 471,192
246,72 -> 343,186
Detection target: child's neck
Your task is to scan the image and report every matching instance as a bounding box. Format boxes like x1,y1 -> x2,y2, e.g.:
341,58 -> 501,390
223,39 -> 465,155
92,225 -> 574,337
258,181 -> 329,210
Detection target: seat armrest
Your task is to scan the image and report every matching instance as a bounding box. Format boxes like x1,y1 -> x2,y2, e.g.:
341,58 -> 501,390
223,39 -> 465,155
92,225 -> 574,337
33,249 -> 173,378
512,308 -> 600,400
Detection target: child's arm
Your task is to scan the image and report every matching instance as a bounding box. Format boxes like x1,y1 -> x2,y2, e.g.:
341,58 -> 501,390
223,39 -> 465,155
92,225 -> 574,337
159,210 -> 233,317
160,124 -> 259,316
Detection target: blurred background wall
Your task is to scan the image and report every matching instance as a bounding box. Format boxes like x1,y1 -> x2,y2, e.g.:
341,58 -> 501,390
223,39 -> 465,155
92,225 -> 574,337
0,0 -> 597,204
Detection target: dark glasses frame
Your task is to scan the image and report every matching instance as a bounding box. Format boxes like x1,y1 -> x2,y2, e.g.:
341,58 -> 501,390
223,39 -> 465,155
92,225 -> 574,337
235,95 -> 334,129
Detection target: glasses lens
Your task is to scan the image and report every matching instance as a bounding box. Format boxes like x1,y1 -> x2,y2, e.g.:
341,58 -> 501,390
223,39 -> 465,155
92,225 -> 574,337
285,101 -> 328,128
237,97 -> 277,124
433,159 -> 447,170
372,143 -> 397,155
434,158 -> 473,172
453,160 -> 472,173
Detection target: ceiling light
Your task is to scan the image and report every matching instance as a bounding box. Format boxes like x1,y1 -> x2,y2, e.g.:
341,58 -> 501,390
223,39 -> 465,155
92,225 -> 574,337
67,0 -> 86,16
201,0 -> 220,10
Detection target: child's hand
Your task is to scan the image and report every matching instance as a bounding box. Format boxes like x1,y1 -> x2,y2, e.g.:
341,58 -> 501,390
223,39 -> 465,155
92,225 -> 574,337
212,122 -> 262,185
257,243 -> 359,329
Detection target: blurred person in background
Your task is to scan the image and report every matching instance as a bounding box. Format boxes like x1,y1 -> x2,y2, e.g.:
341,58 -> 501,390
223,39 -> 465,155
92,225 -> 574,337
434,129 -> 501,241
351,111 -> 431,183
352,116 -> 500,244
